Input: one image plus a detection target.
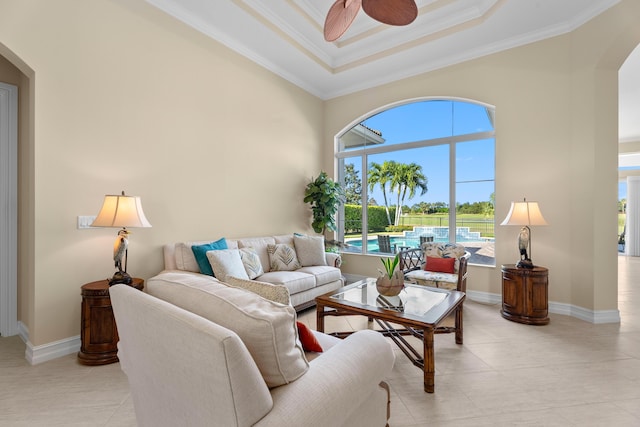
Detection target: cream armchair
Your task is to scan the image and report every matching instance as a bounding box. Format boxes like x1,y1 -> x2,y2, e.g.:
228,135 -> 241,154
110,284 -> 394,427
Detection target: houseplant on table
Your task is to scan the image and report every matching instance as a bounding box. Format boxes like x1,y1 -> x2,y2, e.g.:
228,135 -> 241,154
377,253 -> 404,296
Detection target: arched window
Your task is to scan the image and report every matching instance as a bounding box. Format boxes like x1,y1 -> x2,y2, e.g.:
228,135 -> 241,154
335,98 -> 495,266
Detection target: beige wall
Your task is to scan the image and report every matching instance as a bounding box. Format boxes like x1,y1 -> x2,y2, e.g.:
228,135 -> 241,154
0,0 -> 324,345
328,0 -> 640,313
1,0 -> 639,349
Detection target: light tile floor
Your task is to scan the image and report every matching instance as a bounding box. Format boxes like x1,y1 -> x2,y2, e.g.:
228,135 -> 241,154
1,256 -> 639,426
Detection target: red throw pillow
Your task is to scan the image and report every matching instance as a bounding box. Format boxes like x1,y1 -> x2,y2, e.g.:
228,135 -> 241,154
296,321 -> 323,353
425,256 -> 455,274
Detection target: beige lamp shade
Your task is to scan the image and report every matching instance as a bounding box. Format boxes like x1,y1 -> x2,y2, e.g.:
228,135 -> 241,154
91,192 -> 152,228
501,198 -> 547,269
500,199 -> 548,227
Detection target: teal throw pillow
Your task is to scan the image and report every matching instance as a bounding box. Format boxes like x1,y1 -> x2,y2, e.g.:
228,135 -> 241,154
191,238 -> 228,276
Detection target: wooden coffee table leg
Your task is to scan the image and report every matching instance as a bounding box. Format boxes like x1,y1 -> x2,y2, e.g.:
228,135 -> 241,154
423,328 -> 435,393
316,303 -> 325,333
455,305 -> 463,345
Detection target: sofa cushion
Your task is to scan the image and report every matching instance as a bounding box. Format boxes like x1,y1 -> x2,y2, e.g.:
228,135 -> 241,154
238,237 -> 275,273
273,234 -> 294,245
405,270 -> 459,290
297,265 -> 342,287
239,247 -> 264,279
191,238 -> 228,276
225,275 -> 290,306
257,270 -> 316,295
146,272 -> 308,388
174,239 -> 238,272
206,249 -> 249,282
425,256 -> 456,274
267,243 -> 302,271
293,234 -> 327,267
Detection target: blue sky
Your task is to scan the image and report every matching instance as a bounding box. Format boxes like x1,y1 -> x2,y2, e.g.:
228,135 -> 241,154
617,166 -> 640,200
347,100 -> 495,206
620,181 -> 627,200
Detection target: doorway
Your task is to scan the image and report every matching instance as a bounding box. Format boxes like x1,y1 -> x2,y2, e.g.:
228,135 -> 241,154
0,81 -> 18,337
619,43 -> 640,257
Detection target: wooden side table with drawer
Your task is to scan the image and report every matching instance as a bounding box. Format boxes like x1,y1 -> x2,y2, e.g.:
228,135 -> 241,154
501,265 -> 549,325
77,278 -> 144,365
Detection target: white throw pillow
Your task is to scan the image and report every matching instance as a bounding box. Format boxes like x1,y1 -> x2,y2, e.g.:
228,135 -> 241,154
225,275 -> 290,306
293,234 -> 327,267
206,249 -> 250,282
238,237 -> 275,273
267,243 -> 301,271
239,247 -> 264,279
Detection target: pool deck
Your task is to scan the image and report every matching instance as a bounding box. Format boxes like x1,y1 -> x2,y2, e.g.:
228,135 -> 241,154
463,241 -> 495,266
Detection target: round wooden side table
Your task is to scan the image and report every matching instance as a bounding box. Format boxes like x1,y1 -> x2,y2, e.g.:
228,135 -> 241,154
501,264 -> 549,325
77,278 -> 144,366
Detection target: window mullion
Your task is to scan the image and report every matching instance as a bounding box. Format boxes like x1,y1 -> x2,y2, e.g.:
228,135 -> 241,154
335,130 -> 494,159
450,142 -> 456,243
361,154 -> 369,254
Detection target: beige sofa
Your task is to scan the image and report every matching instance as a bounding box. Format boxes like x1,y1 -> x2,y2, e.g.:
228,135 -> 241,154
160,234 -> 344,310
111,280 -> 395,427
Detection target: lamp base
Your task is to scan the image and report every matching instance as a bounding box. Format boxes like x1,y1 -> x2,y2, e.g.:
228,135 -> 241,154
108,271 -> 133,286
516,259 -> 534,269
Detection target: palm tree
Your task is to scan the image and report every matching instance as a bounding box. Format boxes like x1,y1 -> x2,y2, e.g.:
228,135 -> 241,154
368,161 -> 397,226
390,163 -> 428,226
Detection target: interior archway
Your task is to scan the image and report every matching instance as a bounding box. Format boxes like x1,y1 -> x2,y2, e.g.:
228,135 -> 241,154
619,44 -> 640,256
0,45 -> 34,342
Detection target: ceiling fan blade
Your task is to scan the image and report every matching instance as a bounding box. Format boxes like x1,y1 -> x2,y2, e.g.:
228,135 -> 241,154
362,0 -> 418,26
324,0 -> 362,42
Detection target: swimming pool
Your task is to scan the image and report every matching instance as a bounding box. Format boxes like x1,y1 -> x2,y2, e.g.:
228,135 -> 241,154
344,227 -> 486,253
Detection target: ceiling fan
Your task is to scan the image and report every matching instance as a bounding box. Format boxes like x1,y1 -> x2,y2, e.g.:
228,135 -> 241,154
324,0 -> 418,42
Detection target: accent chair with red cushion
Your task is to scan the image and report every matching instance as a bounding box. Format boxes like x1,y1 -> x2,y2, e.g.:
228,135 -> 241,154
400,242 -> 470,292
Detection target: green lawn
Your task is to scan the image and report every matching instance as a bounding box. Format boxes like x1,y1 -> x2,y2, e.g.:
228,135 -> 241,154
398,213 -> 495,238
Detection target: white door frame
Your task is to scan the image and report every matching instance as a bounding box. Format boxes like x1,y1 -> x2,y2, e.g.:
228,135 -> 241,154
0,82 -> 18,337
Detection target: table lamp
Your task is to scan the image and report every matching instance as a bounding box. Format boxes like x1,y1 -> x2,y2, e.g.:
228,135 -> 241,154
91,191 -> 152,285
500,198 -> 547,268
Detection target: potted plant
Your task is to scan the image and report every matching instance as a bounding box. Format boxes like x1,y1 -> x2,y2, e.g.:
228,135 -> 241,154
376,253 -> 404,296
304,171 -> 346,240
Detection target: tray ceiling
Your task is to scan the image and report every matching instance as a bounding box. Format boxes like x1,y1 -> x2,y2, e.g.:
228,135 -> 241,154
147,0 -> 621,99
146,0 -> 640,149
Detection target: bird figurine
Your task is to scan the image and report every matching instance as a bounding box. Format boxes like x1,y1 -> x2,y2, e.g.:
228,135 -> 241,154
516,226 -> 533,268
109,228 -> 132,285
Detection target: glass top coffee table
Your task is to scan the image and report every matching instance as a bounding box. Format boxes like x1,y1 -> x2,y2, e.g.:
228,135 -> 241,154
315,277 -> 465,393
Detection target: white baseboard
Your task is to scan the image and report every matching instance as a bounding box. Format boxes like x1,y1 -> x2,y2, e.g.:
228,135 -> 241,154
17,320 -> 28,342
547,301 -> 620,324
466,290 -> 501,304
18,321 -> 81,365
464,291 -> 620,324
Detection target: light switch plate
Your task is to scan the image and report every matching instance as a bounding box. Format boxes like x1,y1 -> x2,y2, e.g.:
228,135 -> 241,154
77,215 -> 97,229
